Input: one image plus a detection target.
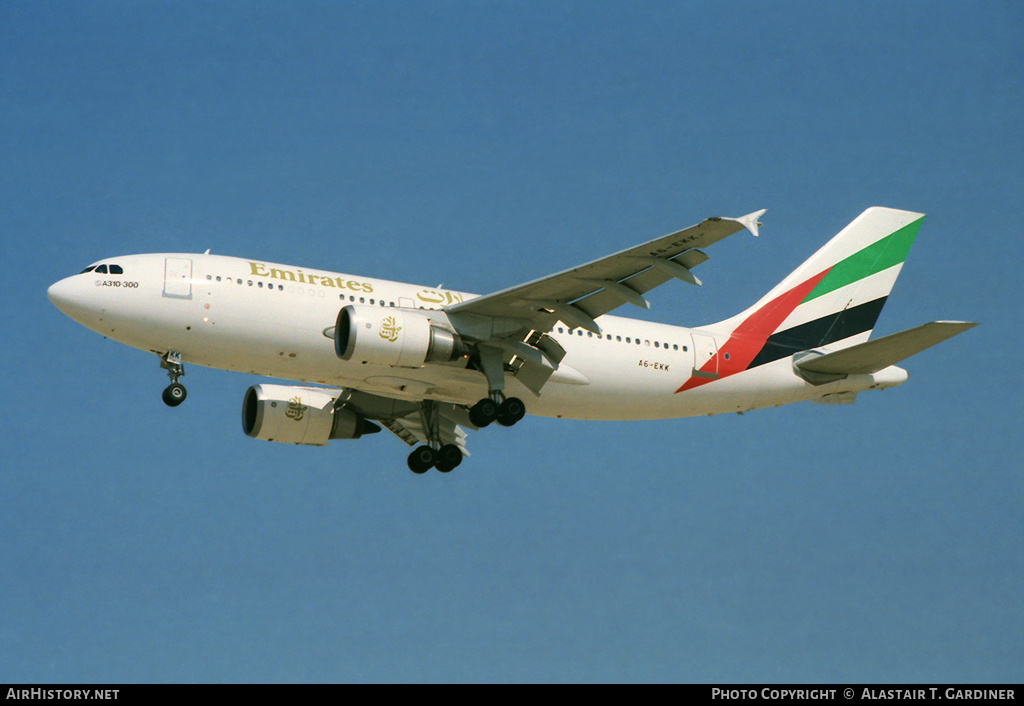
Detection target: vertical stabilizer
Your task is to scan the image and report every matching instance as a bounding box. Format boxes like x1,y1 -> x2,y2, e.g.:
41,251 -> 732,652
678,208 -> 924,392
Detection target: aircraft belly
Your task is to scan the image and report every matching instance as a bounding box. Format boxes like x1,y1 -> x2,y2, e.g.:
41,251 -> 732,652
530,356 -> 806,420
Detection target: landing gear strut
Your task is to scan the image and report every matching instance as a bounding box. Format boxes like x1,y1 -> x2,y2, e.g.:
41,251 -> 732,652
160,351 -> 187,407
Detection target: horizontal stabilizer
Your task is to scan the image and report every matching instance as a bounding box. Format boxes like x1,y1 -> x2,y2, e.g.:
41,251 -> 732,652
796,321 -> 977,376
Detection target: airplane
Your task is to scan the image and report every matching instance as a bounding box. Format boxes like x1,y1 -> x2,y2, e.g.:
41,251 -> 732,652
47,207 -> 975,473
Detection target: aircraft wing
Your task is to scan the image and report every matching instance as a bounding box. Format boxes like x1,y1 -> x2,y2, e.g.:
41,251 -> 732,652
444,210 -> 766,336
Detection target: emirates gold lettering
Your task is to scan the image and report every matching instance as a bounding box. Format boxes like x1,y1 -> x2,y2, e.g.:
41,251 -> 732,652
247,262 -> 372,293
416,289 -> 463,305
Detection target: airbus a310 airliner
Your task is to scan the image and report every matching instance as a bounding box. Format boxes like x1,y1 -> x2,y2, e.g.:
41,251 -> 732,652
48,207 -> 974,473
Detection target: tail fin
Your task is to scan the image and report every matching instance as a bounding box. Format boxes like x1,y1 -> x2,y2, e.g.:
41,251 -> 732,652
679,208 -> 925,391
723,207 -> 922,350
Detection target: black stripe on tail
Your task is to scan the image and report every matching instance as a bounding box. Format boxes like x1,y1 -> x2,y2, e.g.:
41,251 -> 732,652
747,297 -> 888,370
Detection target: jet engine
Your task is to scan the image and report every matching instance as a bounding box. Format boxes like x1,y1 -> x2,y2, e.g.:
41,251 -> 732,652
242,384 -> 379,445
334,304 -> 465,368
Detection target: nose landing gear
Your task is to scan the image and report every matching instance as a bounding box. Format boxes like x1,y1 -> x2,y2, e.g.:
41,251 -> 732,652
162,382 -> 187,407
159,351 -> 187,407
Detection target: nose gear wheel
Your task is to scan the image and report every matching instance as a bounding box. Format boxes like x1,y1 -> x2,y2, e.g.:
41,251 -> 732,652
159,351 -> 187,407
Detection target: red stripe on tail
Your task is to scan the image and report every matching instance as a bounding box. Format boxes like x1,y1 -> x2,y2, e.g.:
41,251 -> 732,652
676,268 -> 831,393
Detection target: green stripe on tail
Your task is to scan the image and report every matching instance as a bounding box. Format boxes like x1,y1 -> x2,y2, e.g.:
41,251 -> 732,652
802,216 -> 923,303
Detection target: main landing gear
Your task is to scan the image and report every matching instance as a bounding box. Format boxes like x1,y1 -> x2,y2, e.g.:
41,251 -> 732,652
407,443 -> 464,474
467,344 -> 526,429
469,393 -> 525,428
160,351 -> 187,407
405,393 -> 525,474
406,344 -> 526,474
406,400 -> 465,474
405,393 -> 524,475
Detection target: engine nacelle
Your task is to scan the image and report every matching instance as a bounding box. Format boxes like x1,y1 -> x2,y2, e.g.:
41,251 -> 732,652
334,304 -> 465,368
241,384 -> 379,446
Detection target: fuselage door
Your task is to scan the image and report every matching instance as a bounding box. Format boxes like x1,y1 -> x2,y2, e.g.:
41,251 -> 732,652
163,257 -> 193,299
691,331 -> 719,379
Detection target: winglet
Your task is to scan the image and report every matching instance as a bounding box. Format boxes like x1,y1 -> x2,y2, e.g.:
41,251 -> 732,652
730,209 -> 767,237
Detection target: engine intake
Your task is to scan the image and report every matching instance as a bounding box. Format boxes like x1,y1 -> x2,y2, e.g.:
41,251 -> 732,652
242,384 -> 379,446
334,304 -> 465,367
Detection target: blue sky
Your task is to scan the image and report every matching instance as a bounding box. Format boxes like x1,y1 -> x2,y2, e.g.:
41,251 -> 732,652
2,0 -> 1021,683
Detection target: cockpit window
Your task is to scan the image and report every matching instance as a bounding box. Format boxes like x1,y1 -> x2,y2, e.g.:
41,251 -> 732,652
81,263 -> 124,275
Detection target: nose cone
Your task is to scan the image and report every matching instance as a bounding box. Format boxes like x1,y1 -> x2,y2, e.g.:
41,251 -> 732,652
48,275 -> 97,324
47,277 -> 77,314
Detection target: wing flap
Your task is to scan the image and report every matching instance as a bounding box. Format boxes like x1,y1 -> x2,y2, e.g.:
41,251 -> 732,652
795,321 -> 977,376
381,403 -> 472,456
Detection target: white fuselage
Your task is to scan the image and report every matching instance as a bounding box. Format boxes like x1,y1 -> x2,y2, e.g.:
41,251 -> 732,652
47,253 -> 906,420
